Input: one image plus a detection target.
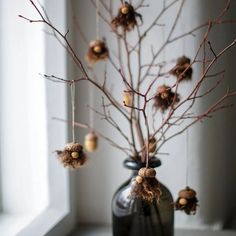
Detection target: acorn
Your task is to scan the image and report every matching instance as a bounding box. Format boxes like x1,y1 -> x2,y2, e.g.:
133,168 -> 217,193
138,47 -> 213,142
84,132 -> 98,152
147,136 -> 157,153
71,151 -> 79,159
179,198 -> 188,205
93,45 -> 102,54
120,5 -> 129,14
135,175 -> 143,184
123,91 -> 133,107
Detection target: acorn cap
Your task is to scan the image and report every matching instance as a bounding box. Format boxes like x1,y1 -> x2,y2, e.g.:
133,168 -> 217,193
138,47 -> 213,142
149,136 -> 156,143
157,85 -> 170,95
65,142 -> 83,152
138,167 -> 156,178
178,187 -> 196,199
177,56 -> 191,65
85,132 -> 98,141
89,39 -> 103,48
89,40 -> 97,47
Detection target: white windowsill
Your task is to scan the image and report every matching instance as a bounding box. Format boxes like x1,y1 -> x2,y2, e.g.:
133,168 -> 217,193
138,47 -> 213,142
0,207 -> 69,236
71,225 -> 236,236
0,213 -> 35,236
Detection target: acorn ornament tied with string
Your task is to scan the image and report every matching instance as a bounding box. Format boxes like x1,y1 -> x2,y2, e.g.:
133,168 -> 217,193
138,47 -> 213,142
123,91 -> 133,107
154,85 -> 180,112
147,136 -> 157,153
84,132 -> 98,152
175,186 -> 198,215
170,56 -> 193,81
56,142 -> 87,169
85,39 -> 109,65
130,167 -> 161,202
111,2 -> 142,31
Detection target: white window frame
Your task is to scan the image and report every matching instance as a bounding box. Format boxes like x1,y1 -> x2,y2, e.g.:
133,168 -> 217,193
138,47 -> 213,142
0,1 -> 75,235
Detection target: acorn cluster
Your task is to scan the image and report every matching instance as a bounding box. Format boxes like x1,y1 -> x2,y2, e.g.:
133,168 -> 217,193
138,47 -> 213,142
56,142 -> 87,169
85,39 -> 109,65
131,167 -> 161,202
170,56 -> 193,81
175,186 -> 198,215
154,85 -> 180,112
111,2 -> 142,31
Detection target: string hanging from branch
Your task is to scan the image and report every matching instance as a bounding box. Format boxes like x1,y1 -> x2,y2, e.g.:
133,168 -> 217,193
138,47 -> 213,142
84,72 -> 99,153
172,27 -> 198,214
71,81 -> 76,143
84,1 -> 100,151
56,81 -> 87,169
96,0 -> 100,40
170,14 -> 193,82
161,21 -> 166,84
174,130 -> 199,215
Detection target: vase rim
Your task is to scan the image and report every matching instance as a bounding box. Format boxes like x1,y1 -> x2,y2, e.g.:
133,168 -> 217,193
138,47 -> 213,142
123,157 -> 161,170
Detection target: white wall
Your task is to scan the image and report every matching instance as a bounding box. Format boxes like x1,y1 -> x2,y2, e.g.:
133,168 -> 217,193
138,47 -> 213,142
69,0 -> 236,229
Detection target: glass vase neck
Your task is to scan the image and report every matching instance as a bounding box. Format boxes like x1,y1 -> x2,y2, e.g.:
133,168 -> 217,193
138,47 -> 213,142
123,157 -> 161,171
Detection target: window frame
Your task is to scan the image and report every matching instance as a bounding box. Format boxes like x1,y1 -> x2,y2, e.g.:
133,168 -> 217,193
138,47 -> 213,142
0,1 -> 75,235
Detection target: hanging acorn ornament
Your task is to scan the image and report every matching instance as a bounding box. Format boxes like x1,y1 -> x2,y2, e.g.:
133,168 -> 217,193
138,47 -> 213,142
174,186 -> 198,215
111,2 -> 142,31
130,167 -> 161,202
147,136 -> 157,153
84,132 -> 98,152
123,91 -> 133,107
170,56 -> 193,81
56,142 -> 87,169
154,85 -> 180,112
85,39 -> 109,65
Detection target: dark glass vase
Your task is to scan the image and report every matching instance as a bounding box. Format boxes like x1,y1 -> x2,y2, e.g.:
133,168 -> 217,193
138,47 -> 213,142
112,158 -> 174,236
